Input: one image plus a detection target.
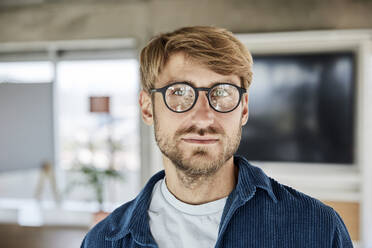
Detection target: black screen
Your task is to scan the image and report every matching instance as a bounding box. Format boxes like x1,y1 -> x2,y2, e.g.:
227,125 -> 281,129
236,52 -> 355,164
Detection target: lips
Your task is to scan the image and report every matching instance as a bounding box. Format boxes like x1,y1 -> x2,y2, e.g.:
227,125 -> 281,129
181,137 -> 219,144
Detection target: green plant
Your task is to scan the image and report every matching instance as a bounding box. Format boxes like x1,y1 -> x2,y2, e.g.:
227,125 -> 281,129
67,165 -> 123,210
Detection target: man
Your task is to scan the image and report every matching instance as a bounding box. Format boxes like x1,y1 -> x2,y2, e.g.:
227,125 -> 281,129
81,26 -> 353,248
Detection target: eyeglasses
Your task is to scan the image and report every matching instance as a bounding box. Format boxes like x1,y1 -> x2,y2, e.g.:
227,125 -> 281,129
150,82 -> 247,113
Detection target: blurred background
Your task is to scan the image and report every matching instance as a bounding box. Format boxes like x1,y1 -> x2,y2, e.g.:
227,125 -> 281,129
0,0 -> 371,247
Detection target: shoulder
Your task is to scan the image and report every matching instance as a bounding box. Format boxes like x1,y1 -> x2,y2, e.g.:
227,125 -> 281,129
270,178 -> 335,217
236,156 -> 348,228
238,156 -> 351,243
81,200 -> 136,248
269,178 -> 352,243
81,170 -> 166,247
270,178 -> 332,213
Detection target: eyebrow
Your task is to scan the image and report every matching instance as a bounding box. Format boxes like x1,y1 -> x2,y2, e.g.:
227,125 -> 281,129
164,79 -> 239,88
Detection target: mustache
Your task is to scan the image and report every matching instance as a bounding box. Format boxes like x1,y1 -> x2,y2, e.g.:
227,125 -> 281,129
175,125 -> 224,136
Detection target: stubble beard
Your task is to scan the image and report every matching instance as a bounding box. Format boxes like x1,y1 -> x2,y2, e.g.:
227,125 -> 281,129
154,112 -> 242,186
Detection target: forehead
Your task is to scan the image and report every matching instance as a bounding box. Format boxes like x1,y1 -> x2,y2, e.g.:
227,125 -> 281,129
155,52 -> 240,88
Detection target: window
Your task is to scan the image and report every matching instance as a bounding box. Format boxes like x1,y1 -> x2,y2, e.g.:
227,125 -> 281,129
0,43 -> 141,215
57,59 -> 140,207
0,61 -> 53,84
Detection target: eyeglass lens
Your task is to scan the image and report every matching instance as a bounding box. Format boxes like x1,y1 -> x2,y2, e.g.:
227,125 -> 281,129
164,83 -> 240,112
165,84 -> 195,112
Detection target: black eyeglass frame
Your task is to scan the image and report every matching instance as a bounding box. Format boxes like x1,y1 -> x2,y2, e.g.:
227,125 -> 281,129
150,82 -> 247,113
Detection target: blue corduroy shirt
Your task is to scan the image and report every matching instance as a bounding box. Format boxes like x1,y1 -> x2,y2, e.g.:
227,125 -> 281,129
81,156 -> 353,248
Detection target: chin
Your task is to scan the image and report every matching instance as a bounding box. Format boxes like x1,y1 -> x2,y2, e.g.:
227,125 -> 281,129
189,151 -> 222,165
189,146 -> 218,158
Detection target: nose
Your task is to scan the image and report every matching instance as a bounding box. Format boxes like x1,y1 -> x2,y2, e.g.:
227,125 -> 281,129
190,92 -> 214,128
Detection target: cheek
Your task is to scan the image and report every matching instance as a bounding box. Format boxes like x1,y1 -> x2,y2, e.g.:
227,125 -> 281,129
153,94 -> 169,120
218,110 -> 242,128
153,102 -> 181,135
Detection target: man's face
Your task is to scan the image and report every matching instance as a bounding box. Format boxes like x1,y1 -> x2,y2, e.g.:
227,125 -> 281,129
140,53 -> 249,178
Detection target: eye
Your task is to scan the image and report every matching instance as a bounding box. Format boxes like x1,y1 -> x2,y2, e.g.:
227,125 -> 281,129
173,87 -> 186,96
213,88 -> 228,97
167,86 -> 186,96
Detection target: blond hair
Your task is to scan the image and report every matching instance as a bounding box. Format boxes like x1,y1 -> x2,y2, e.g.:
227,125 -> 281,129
140,26 -> 253,92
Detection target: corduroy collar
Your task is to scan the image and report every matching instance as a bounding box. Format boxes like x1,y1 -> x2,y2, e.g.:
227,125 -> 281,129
105,156 -> 277,244
234,156 -> 278,204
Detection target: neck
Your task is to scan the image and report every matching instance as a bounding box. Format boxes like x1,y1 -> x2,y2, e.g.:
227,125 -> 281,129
162,156 -> 238,205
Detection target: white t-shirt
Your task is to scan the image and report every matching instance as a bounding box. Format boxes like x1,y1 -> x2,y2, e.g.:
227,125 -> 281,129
148,179 -> 227,248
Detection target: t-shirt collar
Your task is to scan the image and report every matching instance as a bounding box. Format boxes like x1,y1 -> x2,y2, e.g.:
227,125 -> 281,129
160,177 -> 227,216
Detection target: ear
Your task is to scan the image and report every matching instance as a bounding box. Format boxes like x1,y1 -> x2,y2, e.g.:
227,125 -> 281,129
241,93 -> 249,126
139,90 -> 154,126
